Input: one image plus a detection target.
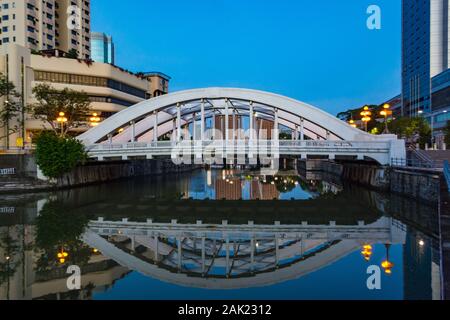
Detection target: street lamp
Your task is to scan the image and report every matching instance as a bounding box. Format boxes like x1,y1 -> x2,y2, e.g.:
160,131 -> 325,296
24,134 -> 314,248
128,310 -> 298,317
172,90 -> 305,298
56,112 -> 68,136
89,112 -> 101,127
360,106 -> 372,132
57,248 -> 69,264
381,244 -> 394,275
380,104 -> 393,134
348,119 -> 357,128
361,244 -> 373,262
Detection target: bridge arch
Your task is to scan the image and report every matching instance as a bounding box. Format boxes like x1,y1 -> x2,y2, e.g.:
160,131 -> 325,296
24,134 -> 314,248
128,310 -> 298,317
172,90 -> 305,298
78,88 -> 406,165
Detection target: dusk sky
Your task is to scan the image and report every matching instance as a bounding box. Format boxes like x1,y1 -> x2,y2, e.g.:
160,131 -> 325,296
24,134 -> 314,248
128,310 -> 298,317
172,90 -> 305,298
91,0 -> 401,116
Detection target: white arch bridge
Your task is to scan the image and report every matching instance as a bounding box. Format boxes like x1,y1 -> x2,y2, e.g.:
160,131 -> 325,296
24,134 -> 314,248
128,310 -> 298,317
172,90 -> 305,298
78,88 -> 406,165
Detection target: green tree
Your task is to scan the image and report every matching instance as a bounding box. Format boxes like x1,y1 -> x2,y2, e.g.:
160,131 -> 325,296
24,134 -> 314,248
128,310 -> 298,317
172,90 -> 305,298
28,84 -> 91,137
0,73 -> 22,146
444,120 -> 450,147
386,117 -> 431,147
34,200 -> 91,272
34,131 -> 87,179
66,49 -> 79,59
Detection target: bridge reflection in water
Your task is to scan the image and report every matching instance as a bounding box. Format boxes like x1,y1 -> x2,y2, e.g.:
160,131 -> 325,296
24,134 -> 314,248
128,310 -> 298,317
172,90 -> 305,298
0,169 -> 443,300
83,216 -> 406,290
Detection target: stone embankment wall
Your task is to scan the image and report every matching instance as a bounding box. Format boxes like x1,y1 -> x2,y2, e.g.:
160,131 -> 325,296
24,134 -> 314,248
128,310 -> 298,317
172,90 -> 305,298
1,154 -> 198,193
341,163 -> 390,191
0,154 -> 37,177
56,159 -> 198,187
298,159 -> 442,204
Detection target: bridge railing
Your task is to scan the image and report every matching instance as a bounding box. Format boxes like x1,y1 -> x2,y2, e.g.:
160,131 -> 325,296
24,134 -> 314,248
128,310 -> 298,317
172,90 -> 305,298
87,140 -> 391,152
391,157 -> 443,170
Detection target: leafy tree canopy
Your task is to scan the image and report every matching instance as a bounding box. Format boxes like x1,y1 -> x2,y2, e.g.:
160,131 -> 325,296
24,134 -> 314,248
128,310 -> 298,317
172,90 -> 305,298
34,131 -> 87,179
28,83 -> 91,136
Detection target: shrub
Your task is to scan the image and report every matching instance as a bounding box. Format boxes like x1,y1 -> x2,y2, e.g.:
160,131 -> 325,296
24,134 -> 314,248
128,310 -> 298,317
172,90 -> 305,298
35,131 -> 87,179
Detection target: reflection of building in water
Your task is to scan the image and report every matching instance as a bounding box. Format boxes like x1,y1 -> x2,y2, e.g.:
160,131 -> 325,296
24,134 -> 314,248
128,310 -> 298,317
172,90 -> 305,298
0,225 -> 128,300
215,179 -> 242,200
250,181 -> 279,200
403,229 -> 441,300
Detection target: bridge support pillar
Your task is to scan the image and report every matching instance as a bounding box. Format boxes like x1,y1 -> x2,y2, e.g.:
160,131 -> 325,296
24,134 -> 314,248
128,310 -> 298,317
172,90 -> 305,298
274,108 -> 279,142
329,154 -> 335,160
225,99 -> 230,141
131,121 -> 136,142
200,99 -> 205,142
300,118 -> 305,141
192,112 -> 197,140
249,101 -> 254,143
153,111 -> 159,143
177,103 -> 182,142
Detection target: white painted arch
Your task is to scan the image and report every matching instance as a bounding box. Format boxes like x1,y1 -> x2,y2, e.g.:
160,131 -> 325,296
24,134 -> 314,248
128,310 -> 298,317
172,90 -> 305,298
78,87 -> 398,145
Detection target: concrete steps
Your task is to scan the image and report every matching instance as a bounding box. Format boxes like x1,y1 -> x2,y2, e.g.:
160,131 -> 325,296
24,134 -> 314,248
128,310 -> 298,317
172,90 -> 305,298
0,176 -> 52,193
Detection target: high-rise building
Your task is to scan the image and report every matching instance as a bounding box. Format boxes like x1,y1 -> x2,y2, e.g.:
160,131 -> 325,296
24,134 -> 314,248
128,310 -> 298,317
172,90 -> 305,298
402,0 -> 449,117
0,0 -> 91,59
91,32 -> 114,64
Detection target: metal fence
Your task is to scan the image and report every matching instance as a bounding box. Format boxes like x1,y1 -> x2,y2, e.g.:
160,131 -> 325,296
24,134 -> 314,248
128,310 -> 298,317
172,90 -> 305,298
391,158 -> 442,169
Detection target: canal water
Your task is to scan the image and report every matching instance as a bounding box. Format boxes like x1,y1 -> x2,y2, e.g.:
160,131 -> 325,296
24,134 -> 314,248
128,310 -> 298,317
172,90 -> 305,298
0,169 -> 442,300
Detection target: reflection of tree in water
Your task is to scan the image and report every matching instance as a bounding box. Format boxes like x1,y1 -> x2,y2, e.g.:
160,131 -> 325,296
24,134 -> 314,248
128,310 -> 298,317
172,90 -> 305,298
35,201 -> 90,273
0,229 -> 21,287
261,175 -> 300,194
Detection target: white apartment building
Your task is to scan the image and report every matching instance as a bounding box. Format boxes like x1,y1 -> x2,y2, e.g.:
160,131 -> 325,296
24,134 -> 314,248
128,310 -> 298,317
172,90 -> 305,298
0,0 -> 91,59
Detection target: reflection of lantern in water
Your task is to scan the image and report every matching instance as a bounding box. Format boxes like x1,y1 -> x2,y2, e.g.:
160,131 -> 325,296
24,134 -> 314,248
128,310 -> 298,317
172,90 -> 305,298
361,244 -> 373,262
381,244 -> 394,275
57,249 -> 69,264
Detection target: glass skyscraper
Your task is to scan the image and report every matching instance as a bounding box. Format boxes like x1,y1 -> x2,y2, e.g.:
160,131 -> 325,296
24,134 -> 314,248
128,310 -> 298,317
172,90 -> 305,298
91,32 -> 115,64
402,0 -> 449,117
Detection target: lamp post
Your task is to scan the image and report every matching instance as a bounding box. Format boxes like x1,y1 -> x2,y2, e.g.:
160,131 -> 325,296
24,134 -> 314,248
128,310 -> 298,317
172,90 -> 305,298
89,112 -> 101,127
348,119 -> 357,128
56,112 -> 68,136
380,104 -> 392,134
361,244 -> 373,262
381,244 -> 394,275
360,106 -> 372,132
57,248 -> 69,265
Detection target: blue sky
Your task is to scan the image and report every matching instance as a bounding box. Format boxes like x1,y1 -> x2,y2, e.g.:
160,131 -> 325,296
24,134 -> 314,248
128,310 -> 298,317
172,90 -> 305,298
91,0 -> 401,116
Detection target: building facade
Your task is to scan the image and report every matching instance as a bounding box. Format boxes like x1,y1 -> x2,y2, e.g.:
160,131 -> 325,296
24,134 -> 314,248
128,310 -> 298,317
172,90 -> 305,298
402,0 -> 449,117
91,32 -> 114,64
0,0 -> 91,59
0,44 -> 170,148
429,68 -> 450,144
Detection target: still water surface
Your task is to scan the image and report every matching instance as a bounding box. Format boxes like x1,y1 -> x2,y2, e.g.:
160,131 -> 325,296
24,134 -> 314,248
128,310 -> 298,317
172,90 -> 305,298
0,169 -> 442,300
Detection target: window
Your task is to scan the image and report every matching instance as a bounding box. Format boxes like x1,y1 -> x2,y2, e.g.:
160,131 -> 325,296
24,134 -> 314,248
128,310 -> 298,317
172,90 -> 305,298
34,71 -> 147,99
